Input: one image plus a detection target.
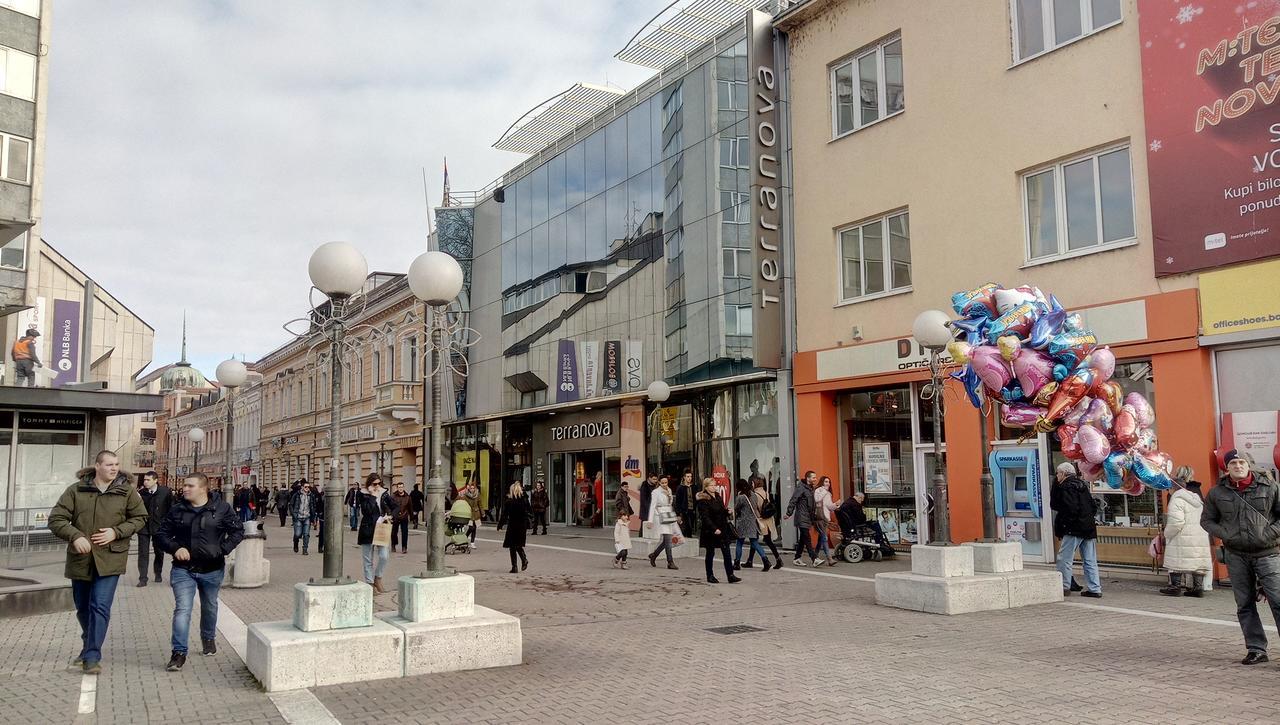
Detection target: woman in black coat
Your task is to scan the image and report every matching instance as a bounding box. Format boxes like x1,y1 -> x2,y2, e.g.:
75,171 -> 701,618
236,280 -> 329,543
500,482 -> 531,573
696,478 -> 741,585
357,474 -> 393,592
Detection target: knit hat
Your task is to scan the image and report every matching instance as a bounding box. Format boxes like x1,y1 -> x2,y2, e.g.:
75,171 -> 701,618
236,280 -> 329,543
1223,449 -> 1242,466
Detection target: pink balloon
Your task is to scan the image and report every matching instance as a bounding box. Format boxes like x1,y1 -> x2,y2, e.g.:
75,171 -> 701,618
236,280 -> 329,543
1012,349 -> 1054,399
1076,424 -> 1111,464
970,345 -> 1012,395
1001,403 -> 1046,427
1079,460 -> 1104,481
1136,427 -> 1158,454
1125,392 -> 1154,427
1086,346 -> 1115,382
1080,398 -> 1114,431
1063,397 -> 1092,427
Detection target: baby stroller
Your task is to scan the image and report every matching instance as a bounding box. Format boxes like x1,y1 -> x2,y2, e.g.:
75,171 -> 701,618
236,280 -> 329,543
445,499 -> 474,554
834,503 -> 896,563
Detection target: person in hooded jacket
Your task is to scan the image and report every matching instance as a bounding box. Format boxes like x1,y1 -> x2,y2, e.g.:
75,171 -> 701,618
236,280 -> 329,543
1160,467 -> 1211,597
155,473 -> 244,671
697,478 -> 741,585
1051,461 -> 1102,598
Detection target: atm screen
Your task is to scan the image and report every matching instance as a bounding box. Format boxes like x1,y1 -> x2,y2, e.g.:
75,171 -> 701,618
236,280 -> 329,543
1013,475 -> 1030,510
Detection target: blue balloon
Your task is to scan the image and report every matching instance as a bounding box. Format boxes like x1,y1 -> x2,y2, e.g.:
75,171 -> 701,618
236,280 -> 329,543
1047,329 -> 1098,370
951,365 -> 982,409
1103,452 -> 1129,489
1130,455 -> 1174,490
1053,364 -> 1071,382
1028,307 -> 1066,349
951,314 -> 989,338
1000,384 -> 1026,404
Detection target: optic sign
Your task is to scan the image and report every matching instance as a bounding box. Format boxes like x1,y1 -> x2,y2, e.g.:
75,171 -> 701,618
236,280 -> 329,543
1138,1 -> 1280,275
749,8 -> 782,370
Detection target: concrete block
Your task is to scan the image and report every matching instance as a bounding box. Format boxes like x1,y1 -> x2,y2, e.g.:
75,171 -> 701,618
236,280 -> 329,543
964,541 -> 1023,574
910,544 -> 975,578
1004,570 -> 1065,607
378,605 -> 522,676
628,535 -> 700,560
246,618 -> 404,692
292,581 -> 373,632
875,572 -> 1008,615
229,537 -> 271,589
398,573 -> 475,622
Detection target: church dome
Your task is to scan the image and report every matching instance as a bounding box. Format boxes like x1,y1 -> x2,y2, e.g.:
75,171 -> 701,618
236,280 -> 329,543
160,362 -> 209,391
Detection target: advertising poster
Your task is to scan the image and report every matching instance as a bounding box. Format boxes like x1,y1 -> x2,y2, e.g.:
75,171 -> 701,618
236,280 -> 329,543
619,405 -> 646,532
623,340 -> 643,391
453,449 -> 491,509
877,508 -> 900,543
602,340 -> 621,394
1138,1 -> 1280,276
51,299 -> 81,387
555,339 -> 580,403
1004,519 -> 1027,543
897,510 -> 918,544
1221,410 -> 1280,478
863,443 -> 892,494
581,341 -> 599,398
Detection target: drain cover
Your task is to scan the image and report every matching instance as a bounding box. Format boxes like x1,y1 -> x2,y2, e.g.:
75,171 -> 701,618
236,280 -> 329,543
705,625 -> 765,635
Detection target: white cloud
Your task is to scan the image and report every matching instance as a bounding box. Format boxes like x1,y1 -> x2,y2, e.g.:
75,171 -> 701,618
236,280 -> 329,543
42,0 -> 657,377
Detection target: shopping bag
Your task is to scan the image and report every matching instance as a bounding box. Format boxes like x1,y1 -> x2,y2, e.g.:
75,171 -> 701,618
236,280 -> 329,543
372,518 -> 392,547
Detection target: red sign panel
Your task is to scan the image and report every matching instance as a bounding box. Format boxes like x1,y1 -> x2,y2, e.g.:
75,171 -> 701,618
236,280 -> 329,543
240,466 -> 251,475
1138,1 -> 1280,276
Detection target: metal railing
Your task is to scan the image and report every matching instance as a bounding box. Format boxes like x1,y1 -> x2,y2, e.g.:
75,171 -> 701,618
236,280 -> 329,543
1,508 -> 64,570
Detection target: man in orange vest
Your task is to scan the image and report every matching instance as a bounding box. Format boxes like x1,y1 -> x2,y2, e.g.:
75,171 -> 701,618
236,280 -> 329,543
11,328 -> 42,387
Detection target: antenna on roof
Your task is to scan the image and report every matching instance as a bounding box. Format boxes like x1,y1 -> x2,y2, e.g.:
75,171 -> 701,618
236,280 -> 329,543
179,311 -> 189,364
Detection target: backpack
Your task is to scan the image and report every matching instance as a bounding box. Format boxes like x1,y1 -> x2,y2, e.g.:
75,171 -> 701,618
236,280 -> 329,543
754,490 -> 776,519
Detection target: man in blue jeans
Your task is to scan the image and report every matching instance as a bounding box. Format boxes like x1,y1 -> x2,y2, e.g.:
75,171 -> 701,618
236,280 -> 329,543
1051,461 -> 1102,598
290,481 -> 319,554
156,472 -> 243,671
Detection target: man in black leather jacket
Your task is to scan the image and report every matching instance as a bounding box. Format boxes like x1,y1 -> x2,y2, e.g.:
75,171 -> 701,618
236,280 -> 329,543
155,473 -> 244,672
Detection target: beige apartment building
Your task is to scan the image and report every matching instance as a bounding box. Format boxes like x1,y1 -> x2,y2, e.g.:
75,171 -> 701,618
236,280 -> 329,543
256,274 -> 426,493
776,0 -> 1212,562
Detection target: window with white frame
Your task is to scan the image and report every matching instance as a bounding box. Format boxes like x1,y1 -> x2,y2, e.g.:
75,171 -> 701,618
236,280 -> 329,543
0,46 -> 35,101
402,336 -> 419,382
0,0 -> 40,18
372,350 -> 382,386
725,304 -> 753,336
1023,145 -> 1134,262
718,137 -> 747,168
1012,0 -> 1122,63
0,132 -> 30,184
722,247 -> 750,278
831,34 -> 904,137
720,191 -> 748,224
0,230 -> 26,270
716,79 -> 746,111
384,336 -> 394,381
838,210 -> 911,302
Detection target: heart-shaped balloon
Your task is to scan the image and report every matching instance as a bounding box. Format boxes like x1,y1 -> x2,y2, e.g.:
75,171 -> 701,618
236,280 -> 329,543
1079,398 -> 1114,432
998,335 -> 1022,362
1085,346 -> 1115,382
1114,405 -> 1139,449
1058,424 -> 1083,460
1103,451 -> 1131,489
1125,392 -> 1155,427
1076,424 -> 1111,464
970,345 -> 1013,395
1063,396 -> 1092,427
947,340 -> 972,365
1012,349 -> 1054,399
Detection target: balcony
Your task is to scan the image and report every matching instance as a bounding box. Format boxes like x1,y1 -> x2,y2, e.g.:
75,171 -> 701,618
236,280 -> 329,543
373,380 -> 422,423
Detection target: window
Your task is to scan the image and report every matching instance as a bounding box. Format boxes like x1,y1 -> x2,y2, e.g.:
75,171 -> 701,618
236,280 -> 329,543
1012,0 -> 1122,63
831,35 -> 904,137
720,191 -> 748,224
403,336 -> 419,382
372,350 -> 381,385
0,133 -> 31,184
0,46 -> 35,101
718,137 -> 748,168
838,210 -> 911,303
716,79 -> 747,111
722,247 -> 750,278
725,305 -> 753,336
0,230 -> 25,270
1023,146 -> 1134,262
0,0 -> 40,18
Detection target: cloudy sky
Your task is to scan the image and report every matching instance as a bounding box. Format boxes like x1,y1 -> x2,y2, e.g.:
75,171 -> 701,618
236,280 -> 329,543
42,0 -> 659,379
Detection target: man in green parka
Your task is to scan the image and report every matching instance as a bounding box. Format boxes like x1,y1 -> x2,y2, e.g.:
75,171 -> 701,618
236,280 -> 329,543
48,450 -> 148,674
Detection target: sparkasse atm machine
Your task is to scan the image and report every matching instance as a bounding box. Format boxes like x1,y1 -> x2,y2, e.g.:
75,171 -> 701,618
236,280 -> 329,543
989,444 -> 1051,563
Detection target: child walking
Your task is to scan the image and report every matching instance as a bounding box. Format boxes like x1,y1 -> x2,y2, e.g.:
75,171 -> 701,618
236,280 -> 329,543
613,512 -> 631,569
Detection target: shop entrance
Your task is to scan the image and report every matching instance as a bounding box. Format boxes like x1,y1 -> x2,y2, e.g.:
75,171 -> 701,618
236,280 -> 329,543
547,450 -> 619,528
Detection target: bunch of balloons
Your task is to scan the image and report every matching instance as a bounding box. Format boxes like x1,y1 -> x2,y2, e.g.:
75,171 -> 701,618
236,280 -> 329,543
946,283 -> 1174,495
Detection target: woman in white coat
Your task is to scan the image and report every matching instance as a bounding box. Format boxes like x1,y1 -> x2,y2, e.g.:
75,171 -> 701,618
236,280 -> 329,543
1160,467 -> 1211,597
646,477 -> 681,570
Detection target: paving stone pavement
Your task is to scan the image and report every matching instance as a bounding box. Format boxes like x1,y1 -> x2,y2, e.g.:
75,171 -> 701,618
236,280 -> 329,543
4,523 -> 1280,724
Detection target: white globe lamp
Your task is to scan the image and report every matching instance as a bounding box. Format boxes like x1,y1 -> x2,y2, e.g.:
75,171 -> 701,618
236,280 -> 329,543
187,426 -> 205,443
308,242 -> 368,298
912,309 -> 954,350
646,380 -> 671,403
216,358 -> 248,389
407,251 -> 465,306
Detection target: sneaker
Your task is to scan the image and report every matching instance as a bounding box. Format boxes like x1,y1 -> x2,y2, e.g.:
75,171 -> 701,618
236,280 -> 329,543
1069,580 -> 1083,592
136,581 -> 147,587
621,561 -> 628,569
612,559 -> 620,568
82,660 -> 102,675
1081,590 -> 1102,599
165,652 -> 186,671
727,575 -> 742,583
68,657 -> 84,672
201,639 -> 216,656
1159,586 -> 1183,597
793,558 -> 804,567
813,558 -> 826,567
1242,651 -> 1269,665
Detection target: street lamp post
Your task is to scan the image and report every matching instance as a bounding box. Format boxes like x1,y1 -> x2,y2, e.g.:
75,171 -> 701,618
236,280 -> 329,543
309,241 -> 369,584
378,441 -> 386,476
216,359 -> 248,492
646,380 -> 671,479
407,250 -> 465,578
188,426 -> 205,478
913,310 -> 954,546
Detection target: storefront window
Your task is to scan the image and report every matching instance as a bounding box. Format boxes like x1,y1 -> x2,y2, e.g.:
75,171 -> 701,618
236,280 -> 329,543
915,382 -> 945,442
710,389 -> 733,438
649,402 -> 694,481
846,387 -> 915,546
737,382 -> 779,437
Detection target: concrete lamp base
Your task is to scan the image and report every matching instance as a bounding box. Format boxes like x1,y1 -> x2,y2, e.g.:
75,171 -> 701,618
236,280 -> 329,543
874,542 -> 1061,615
247,619 -> 404,692
388,573 -> 522,675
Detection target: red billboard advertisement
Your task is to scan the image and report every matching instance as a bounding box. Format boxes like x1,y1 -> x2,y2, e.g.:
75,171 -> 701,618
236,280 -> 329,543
1138,1 -> 1280,276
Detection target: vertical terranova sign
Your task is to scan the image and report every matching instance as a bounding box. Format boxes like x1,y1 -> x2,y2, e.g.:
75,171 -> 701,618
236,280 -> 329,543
51,298 -> 80,387
1138,1 -> 1280,276
749,8 -> 782,370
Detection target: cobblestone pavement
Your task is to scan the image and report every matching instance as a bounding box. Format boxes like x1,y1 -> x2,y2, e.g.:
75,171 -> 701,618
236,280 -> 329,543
4,523 -> 1279,724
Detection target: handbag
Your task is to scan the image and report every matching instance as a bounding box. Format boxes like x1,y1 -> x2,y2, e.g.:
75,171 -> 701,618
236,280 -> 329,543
655,504 -> 678,525
372,518 -> 392,547
1147,534 -> 1164,560
755,491 -> 776,520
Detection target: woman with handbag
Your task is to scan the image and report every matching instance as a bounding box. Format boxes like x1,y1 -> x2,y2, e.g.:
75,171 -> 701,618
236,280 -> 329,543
697,477 -> 742,585
812,476 -> 840,567
647,476 -> 682,570
744,478 -> 784,569
733,480 -> 772,572
499,482 -> 531,573
462,480 -> 482,551
357,474 -> 393,593
1160,467 -> 1211,597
